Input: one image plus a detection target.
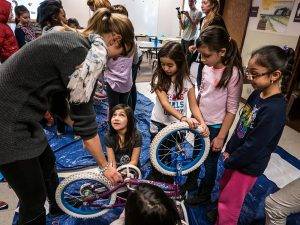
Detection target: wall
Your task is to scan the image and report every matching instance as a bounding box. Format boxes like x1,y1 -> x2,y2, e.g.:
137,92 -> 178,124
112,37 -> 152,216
62,0 -> 184,37
241,0 -> 300,99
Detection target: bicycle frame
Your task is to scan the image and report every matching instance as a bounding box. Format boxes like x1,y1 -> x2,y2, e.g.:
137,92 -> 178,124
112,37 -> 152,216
82,178 -> 181,210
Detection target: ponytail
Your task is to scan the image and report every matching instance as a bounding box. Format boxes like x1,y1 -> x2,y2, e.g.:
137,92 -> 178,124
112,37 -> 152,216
82,8 -> 135,57
251,45 -> 295,95
198,26 -> 243,88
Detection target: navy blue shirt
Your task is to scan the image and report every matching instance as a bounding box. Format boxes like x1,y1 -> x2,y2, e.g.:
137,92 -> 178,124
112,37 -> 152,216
225,90 -> 286,176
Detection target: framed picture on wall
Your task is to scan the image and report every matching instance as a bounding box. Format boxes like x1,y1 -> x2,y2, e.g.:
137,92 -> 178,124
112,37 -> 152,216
294,3 -> 300,22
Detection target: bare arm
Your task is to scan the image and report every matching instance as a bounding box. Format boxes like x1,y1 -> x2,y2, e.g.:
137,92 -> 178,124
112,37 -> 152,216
107,147 -> 117,169
211,112 -> 236,151
130,147 -> 141,166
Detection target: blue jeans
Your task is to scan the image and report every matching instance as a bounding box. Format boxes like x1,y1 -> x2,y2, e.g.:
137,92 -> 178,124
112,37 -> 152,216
184,125 -> 224,199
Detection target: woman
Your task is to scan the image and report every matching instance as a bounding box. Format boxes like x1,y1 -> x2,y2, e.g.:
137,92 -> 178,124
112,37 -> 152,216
0,8 -> 134,225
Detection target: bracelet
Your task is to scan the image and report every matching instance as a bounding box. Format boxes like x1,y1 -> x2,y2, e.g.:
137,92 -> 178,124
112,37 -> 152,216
180,116 -> 186,122
99,163 -> 110,173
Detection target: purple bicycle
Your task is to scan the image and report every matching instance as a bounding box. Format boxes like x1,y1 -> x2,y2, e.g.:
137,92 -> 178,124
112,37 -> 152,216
55,122 -> 210,222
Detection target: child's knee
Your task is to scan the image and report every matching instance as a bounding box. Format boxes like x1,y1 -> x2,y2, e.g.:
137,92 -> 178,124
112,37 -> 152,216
265,195 -> 285,219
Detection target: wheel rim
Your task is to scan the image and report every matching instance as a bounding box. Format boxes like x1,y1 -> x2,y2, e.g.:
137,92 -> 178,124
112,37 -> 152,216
60,178 -> 111,215
155,128 -> 206,173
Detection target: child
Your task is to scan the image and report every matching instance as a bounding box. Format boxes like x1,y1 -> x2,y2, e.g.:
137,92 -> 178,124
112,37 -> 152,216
67,18 -> 81,29
0,8 -> 135,224
0,0 -> 19,63
150,41 -> 209,182
184,26 -> 243,205
101,4 -> 134,114
216,45 -> 294,225
111,183 -> 184,225
105,104 -> 142,168
14,5 -> 36,48
39,1 -> 67,34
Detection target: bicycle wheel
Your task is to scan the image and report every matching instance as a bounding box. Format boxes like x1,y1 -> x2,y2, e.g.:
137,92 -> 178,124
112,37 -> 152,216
150,122 -> 210,176
55,172 -> 116,218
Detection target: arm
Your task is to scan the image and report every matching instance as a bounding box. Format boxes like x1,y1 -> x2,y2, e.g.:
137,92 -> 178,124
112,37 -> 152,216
130,147 -> 141,166
212,70 -> 243,151
178,14 -> 186,30
107,147 -> 117,168
187,86 -> 209,136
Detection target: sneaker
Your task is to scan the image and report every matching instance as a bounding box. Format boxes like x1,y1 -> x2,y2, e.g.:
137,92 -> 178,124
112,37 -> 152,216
0,201 -> 8,210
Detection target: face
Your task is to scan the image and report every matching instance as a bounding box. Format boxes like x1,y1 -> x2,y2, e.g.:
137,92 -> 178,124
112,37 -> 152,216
58,8 -> 67,24
189,0 -> 196,9
160,57 -> 178,76
197,45 -> 223,67
246,57 -> 273,90
201,0 -> 212,14
111,109 -> 128,132
18,12 -> 30,26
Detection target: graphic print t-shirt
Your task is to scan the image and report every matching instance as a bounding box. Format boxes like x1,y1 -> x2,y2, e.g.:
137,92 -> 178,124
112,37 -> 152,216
151,78 -> 193,125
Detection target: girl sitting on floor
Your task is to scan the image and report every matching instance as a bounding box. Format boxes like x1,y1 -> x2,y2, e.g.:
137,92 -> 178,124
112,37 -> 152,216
105,104 -> 142,168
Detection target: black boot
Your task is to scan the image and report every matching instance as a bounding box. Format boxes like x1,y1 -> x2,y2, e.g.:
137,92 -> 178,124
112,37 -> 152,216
22,212 -> 46,225
44,168 -> 64,216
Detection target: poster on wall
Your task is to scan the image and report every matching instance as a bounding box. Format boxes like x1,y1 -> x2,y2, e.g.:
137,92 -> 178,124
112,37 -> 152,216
256,0 -> 295,32
294,3 -> 300,22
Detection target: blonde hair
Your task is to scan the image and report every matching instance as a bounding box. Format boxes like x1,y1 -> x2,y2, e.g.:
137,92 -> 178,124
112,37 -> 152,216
87,0 -> 111,11
202,0 -> 220,29
82,8 -> 135,56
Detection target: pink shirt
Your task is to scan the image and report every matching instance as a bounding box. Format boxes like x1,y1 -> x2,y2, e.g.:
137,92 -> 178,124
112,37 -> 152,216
198,65 -> 243,125
104,56 -> 133,93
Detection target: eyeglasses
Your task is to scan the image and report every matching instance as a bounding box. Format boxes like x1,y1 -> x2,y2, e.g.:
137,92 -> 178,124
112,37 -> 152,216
244,68 -> 274,80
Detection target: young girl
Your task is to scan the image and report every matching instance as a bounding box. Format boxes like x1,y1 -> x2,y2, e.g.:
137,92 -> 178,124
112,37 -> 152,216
216,45 -> 294,225
0,8 -> 134,224
111,183 -> 184,225
184,26 -> 243,205
39,1 -> 67,34
14,5 -> 37,48
150,41 -> 209,182
105,104 -> 142,168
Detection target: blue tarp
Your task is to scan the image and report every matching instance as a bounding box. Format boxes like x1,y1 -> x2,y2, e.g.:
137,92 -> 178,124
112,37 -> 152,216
12,93 -> 300,225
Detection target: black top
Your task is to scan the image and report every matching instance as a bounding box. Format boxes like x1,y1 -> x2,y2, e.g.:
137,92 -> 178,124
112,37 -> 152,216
105,131 -> 142,166
199,15 -> 227,31
0,32 -> 98,165
225,90 -> 286,176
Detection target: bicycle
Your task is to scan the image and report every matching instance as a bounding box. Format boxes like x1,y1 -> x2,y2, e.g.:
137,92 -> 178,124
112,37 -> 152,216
55,122 -> 210,221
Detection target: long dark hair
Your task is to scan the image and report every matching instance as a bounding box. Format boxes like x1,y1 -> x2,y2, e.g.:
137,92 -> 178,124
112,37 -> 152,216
125,183 -> 182,225
39,1 -> 63,28
108,104 -> 137,150
14,5 -> 29,24
151,41 -> 190,98
250,45 -> 295,95
197,26 -> 243,88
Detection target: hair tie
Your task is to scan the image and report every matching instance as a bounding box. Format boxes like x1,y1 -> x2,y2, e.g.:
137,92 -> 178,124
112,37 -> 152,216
228,36 -> 231,42
282,45 -> 289,54
102,10 -> 111,22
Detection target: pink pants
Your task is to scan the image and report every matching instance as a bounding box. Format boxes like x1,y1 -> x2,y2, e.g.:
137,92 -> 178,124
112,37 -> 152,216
216,169 -> 257,225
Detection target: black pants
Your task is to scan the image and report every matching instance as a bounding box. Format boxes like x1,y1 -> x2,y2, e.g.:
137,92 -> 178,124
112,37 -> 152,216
0,145 -> 59,224
181,39 -> 195,63
106,82 -> 130,113
185,126 -> 224,199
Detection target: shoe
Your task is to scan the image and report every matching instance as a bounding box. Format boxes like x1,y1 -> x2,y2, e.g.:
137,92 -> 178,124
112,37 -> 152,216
0,201 -> 8,210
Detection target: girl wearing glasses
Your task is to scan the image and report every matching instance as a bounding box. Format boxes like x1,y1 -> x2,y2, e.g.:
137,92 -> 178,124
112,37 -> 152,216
216,45 -> 295,225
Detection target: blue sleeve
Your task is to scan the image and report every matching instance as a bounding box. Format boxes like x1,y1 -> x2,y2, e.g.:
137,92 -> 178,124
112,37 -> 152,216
15,28 -> 26,48
225,106 -> 284,170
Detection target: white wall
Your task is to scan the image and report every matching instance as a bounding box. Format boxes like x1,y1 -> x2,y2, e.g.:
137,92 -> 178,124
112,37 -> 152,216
62,0 -> 184,37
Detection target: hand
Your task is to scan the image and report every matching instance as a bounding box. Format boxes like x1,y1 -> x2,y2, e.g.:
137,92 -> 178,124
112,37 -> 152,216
182,11 -> 189,17
223,152 -> 230,160
211,136 -> 225,152
103,165 -> 123,185
199,123 -> 210,137
181,117 -> 198,129
188,45 -> 196,53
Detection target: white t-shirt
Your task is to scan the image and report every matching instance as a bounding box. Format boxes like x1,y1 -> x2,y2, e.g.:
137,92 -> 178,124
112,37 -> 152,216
151,78 -> 193,125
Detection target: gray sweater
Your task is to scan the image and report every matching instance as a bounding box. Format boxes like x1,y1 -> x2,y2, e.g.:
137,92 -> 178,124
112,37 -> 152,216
0,32 -> 98,165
